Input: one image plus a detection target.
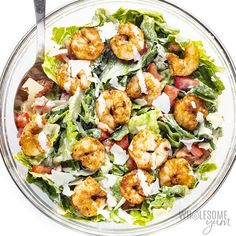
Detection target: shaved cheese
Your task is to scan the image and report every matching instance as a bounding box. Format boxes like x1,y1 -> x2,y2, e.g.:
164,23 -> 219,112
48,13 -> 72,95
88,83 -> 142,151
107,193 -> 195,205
97,206 -> 110,219
132,46 -> 141,62
62,184 -> 74,196
196,112 -> 204,123
136,70 -> 148,94
49,48 -> 68,57
22,78 -> 44,111
152,93 -> 170,114
98,22 -> 117,42
95,84 -> 100,98
136,170 -> 160,196
154,46 -> 167,70
206,112 -> 223,129
114,197 -> 126,210
110,144 -> 129,165
64,80 -> 72,92
109,77 -> 126,91
180,138 -> 204,151
97,94 -> 106,115
38,131 -> 50,152
68,60 -> 91,78
134,98 -> 147,106
198,142 -> 212,150
191,101 -> 196,109
118,209 -> 133,224
47,170 -> 75,187
35,115 -> 44,128
132,26 -> 144,48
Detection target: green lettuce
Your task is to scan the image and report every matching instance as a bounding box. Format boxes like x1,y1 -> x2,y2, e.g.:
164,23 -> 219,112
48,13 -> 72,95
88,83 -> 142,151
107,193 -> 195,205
128,110 -> 161,135
161,185 -> 189,197
51,26 -> 78,45
111,125 -> 129,141
42,54 -> 61,83
14,151 -> 44,167
196,163 -> 217,180
26,172 -> 61,201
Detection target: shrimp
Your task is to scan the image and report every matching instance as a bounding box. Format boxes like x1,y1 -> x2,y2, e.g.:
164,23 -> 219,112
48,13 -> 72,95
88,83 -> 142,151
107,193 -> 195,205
70,27 -> 104,60
167,41 -> 200,76
19,120 -> 46,156
72,137 -> 105,171
110,23 -> 145,61
71,177 -> 107,217
126,72 -> 162,105
120,170 -> 153,205
96,90 -> 132,130
174,94 -> 208,131
57,63 -> 91,94
128,129 -> 171,170
158,158 -> 196,188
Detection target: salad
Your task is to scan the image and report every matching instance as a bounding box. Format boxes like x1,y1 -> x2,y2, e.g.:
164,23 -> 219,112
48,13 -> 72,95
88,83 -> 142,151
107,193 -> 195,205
15,7 -> 224,225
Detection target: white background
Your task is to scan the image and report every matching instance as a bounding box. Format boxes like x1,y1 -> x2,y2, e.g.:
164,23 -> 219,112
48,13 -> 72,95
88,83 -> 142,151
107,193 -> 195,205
0,0 -> 235,235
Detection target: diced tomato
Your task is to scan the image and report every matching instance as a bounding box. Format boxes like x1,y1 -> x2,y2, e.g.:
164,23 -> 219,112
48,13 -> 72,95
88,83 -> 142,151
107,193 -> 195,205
100,130 -> 110,141
175,76 -> 199,90
146,63 -> 162,81
15,112 -> 31,129
115,135 -> 130,150
164,85 -> 179,105
190,144 -> 204,158
126,158 -> 137,170
31,166 -> 52,174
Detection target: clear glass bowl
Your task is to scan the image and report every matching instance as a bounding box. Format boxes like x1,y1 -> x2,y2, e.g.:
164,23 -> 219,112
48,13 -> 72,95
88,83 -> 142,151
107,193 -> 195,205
0,0 -> 235,235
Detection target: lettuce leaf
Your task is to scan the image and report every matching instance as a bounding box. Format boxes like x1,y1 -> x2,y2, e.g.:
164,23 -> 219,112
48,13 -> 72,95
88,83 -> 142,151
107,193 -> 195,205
14,151 -> 45,167
51,26 -> 78,45
42,54 -> 61,83
26,172 -> 61,201
111,125 -> 129,141
196,163 -> 217,180
193,41 -> 225,95
128,110 -> 161,135
160,185 -> 189,197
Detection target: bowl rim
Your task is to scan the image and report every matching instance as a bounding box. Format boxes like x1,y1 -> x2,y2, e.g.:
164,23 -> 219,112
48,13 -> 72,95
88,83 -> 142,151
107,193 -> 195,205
0,0 -> 236,235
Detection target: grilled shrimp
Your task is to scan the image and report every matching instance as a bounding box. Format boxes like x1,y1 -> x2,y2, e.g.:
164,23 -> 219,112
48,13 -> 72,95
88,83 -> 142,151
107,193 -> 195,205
57,63 -> 91,94
19,120 -> 46,156
96,90 -> 132,130
71,177 -> 107,217
126,72 -> 162,105
158,158 -> 196,188
167,41 -> 200,76
174,94 -> 208,131
110,23 -> 145,61
120,170 -> 153,205
128,129 -> 171,170
70,28 -> 104,60
72,137 -> 106,171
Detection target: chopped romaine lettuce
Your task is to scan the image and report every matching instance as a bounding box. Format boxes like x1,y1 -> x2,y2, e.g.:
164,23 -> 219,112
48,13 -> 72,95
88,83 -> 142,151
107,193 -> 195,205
42,54 -> 61,83
128,110 -> 161,135
26,172 -> 61,201
111,125 -> 129,141
14,151 -> 44,167
196,163 -> 217,180
51,26 -> 78,45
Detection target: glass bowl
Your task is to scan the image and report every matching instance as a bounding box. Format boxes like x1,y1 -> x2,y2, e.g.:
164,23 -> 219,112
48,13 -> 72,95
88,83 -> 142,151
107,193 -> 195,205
0,0 -> 235,235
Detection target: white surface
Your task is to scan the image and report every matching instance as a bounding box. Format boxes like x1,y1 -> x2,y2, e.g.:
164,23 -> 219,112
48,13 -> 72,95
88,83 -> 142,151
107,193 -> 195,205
0,0 -> 235,235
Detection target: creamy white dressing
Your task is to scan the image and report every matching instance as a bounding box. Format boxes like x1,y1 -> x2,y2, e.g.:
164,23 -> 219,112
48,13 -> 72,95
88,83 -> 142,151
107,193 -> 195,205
48,48 -> 68,57
196,112 -> 204,123
180,138 -> 204,151
190,101 -> 197,109
132,46 -> 141,61
68,60 -> 91,78
38,131 -> 50,152
64,80 -> 72,92
35,115 -> 44,128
